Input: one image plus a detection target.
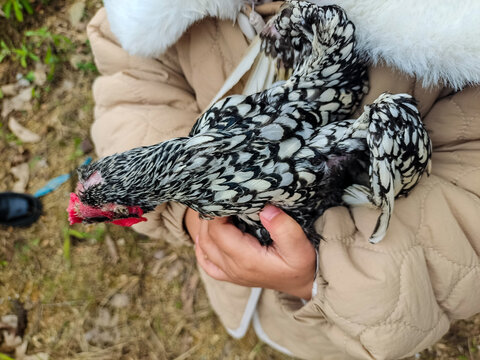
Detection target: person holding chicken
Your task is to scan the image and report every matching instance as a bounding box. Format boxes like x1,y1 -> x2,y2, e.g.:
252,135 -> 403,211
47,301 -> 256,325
85,0 -> 480,359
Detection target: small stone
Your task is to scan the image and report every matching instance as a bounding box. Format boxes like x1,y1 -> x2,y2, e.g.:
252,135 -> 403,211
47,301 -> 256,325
95,308 -> 118,328
154,250 -> 165,260
110,293 -> 130,309
17,78 -> 31,87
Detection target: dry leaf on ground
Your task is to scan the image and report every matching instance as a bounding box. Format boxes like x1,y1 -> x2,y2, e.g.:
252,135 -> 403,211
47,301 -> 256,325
8,117 -> 40,143
69,1 -> 86,29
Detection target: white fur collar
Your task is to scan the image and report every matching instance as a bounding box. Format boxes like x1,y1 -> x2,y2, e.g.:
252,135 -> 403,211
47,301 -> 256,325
317,0 -> 480,89
104,0 -> 244,57
105,0 -> 480,89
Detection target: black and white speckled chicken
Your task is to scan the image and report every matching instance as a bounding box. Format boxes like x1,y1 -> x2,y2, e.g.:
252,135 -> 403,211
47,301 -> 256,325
68,2 -> 430,246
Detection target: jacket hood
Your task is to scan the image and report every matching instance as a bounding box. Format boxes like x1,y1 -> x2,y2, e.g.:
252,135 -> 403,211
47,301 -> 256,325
105,0 -> 480,89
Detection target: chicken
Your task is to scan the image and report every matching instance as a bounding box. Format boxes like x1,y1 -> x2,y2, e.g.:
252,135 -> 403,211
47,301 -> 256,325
68,2 -> 430,246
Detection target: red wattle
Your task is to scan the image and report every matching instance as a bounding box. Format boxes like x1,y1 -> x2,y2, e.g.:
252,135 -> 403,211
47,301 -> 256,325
67,193 -> 84,225
111,217 -> 147,226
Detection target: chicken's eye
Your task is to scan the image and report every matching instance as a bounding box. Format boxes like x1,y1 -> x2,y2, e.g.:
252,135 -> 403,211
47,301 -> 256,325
114,205 -> 130,216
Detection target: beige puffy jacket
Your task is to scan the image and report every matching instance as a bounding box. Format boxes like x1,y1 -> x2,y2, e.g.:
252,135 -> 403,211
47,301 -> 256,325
87,1 -> 480,359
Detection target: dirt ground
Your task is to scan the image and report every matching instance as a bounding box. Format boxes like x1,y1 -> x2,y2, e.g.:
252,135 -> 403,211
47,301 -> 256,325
0,1 -> 479,359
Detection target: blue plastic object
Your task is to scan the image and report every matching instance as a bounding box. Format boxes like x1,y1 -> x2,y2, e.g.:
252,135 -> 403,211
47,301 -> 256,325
34,173 -> 71,197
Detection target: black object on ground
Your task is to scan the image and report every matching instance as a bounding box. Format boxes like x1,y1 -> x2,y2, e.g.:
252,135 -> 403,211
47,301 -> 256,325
0,192 -> 42,227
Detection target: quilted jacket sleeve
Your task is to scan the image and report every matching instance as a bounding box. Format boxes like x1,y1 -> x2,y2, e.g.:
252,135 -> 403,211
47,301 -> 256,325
87,9 -> 198,246
293,85 -> 480,360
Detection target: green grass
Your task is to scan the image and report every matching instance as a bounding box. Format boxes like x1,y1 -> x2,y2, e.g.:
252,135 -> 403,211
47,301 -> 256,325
2,0 -> 33,22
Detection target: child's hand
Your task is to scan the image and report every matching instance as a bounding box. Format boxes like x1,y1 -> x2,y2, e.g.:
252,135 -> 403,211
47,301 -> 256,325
184,206 -> 316,300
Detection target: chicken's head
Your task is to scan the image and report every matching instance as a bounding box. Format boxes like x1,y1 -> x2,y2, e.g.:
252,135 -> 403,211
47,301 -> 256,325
260,0 -> 318,69
67,161 -> 149,227
260,1 -> 352,71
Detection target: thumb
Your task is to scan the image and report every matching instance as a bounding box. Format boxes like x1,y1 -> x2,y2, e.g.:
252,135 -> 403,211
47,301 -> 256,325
259,205 -> 311,252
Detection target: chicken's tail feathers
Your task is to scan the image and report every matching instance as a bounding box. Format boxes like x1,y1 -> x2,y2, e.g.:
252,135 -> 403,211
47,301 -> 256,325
342,184 -> 373,207
342,178 -> 395,245
342,172 -> 395,244
369,201 -> 393,244
368,157 -> 396,244
427,157 -> 432,176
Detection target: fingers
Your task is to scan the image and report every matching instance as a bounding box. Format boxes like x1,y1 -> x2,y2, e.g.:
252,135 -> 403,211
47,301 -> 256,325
203,217 -> 262,257
194,234 -> 230,281
259,205 -> 313,257
197,219 -> 229,268
184,208 -> 201,242
195,219 -> 245,281
195,218 -> 261,283
260,206 -> 303,239
192,212 -> 316,298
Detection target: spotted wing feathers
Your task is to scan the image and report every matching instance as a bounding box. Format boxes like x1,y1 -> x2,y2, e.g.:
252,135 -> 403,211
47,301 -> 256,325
343,93 -> 432,243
